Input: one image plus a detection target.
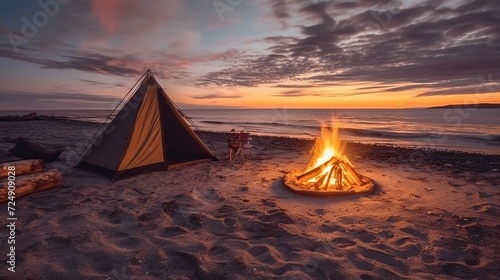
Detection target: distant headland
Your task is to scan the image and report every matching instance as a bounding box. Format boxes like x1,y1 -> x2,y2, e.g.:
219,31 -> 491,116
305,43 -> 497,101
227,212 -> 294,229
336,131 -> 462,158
427,103 -> 500,109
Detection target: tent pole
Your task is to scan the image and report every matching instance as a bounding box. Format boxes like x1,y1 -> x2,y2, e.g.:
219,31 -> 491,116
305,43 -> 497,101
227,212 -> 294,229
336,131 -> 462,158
72,70 -> 148,167
148,71 -> 216,150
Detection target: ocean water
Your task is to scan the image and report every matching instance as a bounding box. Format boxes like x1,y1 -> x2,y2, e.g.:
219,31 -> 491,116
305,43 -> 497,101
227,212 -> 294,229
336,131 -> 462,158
1,108 -> 499,154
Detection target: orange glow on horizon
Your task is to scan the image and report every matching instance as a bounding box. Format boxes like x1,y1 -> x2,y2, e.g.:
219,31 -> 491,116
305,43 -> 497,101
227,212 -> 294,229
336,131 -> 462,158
127,82 -> 500,109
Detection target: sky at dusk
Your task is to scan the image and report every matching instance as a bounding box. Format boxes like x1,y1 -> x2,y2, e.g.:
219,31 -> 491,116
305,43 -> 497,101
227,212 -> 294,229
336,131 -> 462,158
0,0 -> 499,110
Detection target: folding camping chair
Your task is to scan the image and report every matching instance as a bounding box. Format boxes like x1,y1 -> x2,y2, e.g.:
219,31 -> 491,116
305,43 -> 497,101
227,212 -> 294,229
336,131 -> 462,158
227,129 -> 253,163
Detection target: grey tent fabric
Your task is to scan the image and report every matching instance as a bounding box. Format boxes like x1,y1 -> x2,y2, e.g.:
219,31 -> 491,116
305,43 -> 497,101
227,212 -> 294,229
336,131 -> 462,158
76,71 -> 217,181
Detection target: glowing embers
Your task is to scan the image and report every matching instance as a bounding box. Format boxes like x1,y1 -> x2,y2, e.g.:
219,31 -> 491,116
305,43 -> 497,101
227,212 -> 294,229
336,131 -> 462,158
283,124 -> 375,194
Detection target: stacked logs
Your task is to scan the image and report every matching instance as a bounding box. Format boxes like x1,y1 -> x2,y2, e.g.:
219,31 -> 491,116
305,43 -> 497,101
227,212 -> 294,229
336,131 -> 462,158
0,159 -> 63,203
296,156 -> 362,191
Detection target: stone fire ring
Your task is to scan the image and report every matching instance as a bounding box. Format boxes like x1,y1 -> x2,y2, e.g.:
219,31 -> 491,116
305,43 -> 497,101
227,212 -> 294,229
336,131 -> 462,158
283,168 -> 376,195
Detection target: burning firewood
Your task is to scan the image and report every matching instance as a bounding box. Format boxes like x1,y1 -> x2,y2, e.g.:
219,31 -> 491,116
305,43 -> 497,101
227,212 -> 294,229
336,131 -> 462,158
296,157 -> 338,182
335,166 -> 343,190
282,122 -> 375,194
340,161 -> 362,186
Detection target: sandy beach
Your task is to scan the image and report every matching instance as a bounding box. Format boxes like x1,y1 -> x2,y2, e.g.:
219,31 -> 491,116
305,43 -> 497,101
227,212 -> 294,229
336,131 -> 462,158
0,119 -> 499,279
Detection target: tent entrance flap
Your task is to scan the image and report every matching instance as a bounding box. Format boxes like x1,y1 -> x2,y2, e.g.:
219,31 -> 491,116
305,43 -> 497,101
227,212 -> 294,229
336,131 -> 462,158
118,83 -> 164,171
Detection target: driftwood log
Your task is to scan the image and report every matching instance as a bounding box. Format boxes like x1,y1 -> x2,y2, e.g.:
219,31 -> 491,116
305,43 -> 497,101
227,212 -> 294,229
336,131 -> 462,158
0,159 -> 45,178
0,169 -> 63,203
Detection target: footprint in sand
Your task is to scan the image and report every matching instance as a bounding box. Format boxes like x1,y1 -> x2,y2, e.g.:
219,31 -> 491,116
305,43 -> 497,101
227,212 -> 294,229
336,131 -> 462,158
138,210 -> 163,223
464,224 -> 493,246
346,252 -> 374,271
161,226 -> 189,238
360,248 -> 408,273
472,203 -> 498,216
315,208 -> 327,216
360,273 -> 382,280
477,191 -> 493,198
59,214 -> 87,227
161,200 -> 179,215
44,236 -> 73,250
400,226 -> 429,242
257,211 -> 294,224
115,236 -> 142,249
395,240 -> 422,258
246,221 -> 287,239
97,208 -> 123,224
22,241 -> 42,253
87,251 -> 115,273
321,223 -> 344,233
378,230 -> 396,240
223,217 -> 238,227
331,237 -> 356,248
260,199 -> 277,207
338,216 -> 361,225
171,251 -> 201,271
186,213 -> 204,228
107,231 -> 143,250
109,231 -> 129,239
40,201 -> 72,212
353,229 -> 377,243
204,217 -> 234,236
248,245 -> 279,265
162,200 -> 204,228
242,209 -> 262,216
394,237 -> 413,246
24,213 -> 41,225
386,215 -> 402,223
215,204 -> 237,217
420,253 -> 436,264
462,248 -> 481,266
207,244 -> 247,270
208,245 -> 230,259
440,263 -> 477,279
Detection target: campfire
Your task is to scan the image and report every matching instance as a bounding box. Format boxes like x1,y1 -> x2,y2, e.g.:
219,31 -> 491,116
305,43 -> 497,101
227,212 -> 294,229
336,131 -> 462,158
283,124 -> 375,194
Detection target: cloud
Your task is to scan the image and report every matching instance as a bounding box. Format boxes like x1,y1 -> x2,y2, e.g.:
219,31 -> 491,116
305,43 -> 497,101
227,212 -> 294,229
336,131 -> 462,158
0,90 -> 120,110
0,40 -> 243,82
272,84 -> 319,88
417,82 -> 500,97
91,0 -> 124,33
0,43 -> 141,76
330,0 -> 401,11
79,79 -> 125,88
272,89 -> 308,97
1,0 -> 499,103
191,93 -> 242,100
272,82 -> 342,88
272,89 -> 330,97
356,85 -> 391,90
196,0 -> 500,97
0,0 -> 211,76
90,0 -> 182,35
270,0 -> 291,28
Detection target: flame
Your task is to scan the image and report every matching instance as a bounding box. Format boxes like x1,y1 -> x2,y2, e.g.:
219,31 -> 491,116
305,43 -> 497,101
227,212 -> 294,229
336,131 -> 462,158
305,122 -> 353,188
307,123 -> 346,167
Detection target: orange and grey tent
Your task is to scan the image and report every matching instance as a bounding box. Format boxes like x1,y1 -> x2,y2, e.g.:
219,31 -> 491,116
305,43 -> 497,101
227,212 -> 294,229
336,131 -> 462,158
76,70 -> 217,181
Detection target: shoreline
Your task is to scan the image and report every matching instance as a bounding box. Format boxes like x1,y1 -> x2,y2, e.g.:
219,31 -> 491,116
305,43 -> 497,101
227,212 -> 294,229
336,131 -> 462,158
1,118 -> 498,180
199,130 -> 500,156
1,112 -> 499,155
